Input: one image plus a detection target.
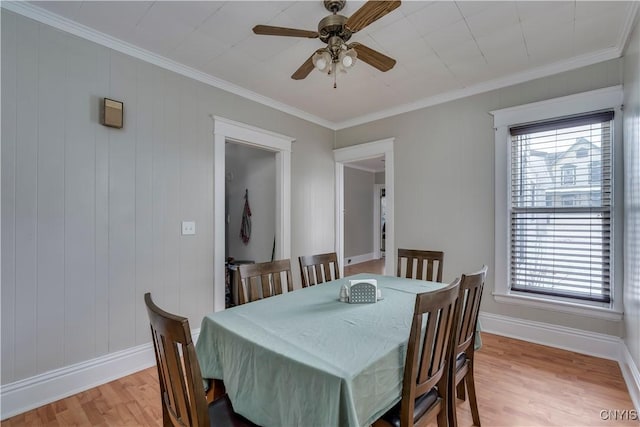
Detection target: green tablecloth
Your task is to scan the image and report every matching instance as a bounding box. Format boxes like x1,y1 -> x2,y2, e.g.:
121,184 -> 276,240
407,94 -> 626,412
196,274 -> 448,427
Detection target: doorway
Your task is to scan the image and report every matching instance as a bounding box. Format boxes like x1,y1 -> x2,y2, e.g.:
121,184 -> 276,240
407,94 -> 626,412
213,116 -> 294,312
334,138 -> 395,278
225,142 -> 276,264
374,184 -> 386,259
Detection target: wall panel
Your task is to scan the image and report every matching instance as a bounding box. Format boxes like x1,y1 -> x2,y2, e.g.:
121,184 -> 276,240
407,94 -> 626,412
36,25 -> 67,373
150,68 -> 169,314
132,60 -> 156,345
94,47 -> 111,357
160,72 -> 182,316
107,51 -> 138,352
14,17 -> 39,380
64,34 -> 99,364
177,79 -> 203,322
623,16 -> 640,378
1,10 -> 18,384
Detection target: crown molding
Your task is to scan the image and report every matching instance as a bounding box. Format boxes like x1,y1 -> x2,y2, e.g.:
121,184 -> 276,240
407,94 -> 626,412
2,1 -> 637,132
334,46 -> 623,130
619,1 -> 640,54
0,1 -> 336,130
333,1 -> 639,130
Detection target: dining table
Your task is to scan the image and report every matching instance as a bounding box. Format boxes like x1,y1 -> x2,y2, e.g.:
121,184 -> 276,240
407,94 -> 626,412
195,273 -> 450,427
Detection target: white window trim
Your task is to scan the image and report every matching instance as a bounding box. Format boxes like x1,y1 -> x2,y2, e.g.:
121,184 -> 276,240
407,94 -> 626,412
491,86 -> 624,321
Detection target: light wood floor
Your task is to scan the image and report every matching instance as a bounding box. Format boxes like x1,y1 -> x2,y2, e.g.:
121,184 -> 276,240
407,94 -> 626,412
345,257 -> 385,276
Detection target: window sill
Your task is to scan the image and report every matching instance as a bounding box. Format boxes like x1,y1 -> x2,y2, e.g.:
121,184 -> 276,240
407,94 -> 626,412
492,292 -> 623,321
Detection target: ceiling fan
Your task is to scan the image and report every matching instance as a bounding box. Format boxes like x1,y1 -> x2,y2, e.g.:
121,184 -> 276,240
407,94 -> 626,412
253,0 -> 400,87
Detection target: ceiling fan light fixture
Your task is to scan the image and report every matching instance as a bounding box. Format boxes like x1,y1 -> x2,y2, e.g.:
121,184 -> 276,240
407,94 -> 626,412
339,48 -> 357,69
254,0 -> 400,84
313,51 -> 332,73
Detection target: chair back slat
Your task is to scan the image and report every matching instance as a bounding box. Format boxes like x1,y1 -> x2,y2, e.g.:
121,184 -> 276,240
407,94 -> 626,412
237,280 -> 247,307
248,277 -> 261,302
166,338 -> 192,424
417,309 -> 438,386
145,293 -> 209,427
401,279 -> 460,424
454,266 -> 488,355
238,259 -> 293,303
298,252 -> 340,287
322,263 -> 333,284
260,273 -> 272,298
397,249 -> 444,282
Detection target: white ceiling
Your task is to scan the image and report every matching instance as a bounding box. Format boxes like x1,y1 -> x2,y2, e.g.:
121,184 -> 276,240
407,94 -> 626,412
16,1 -> 639,128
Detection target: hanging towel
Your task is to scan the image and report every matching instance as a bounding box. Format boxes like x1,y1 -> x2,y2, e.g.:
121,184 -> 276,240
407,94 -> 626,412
240,189 -> 252,245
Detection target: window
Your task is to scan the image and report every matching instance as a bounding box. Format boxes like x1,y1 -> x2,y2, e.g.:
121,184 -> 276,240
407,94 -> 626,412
510,111 -> 612,303
492,86 -> 622,319
561,164 -> 576,185
590,160 -> 602,184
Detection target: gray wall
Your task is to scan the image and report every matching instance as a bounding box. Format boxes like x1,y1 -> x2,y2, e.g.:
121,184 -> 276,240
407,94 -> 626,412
1,11 -> 335,384
336,58 -> 624,337
623,16 -> 640,377
344,167 -> 374,259
225,143 -> 276,263
375,171 -> 385,184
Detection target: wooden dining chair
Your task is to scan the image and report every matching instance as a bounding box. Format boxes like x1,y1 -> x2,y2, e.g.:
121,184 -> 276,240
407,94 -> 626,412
144,293 -> 256,427
397,248 -> 444,282
374,279 -> 461,427
298,252 -> 340,287
237,259 -> 294,304
448,266 -> 487,427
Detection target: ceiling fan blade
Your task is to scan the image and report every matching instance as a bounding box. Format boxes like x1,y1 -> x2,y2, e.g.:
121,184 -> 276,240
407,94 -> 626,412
291,51 -> 320,80
253,25 -> 318,38
346,0 -> 401,33
351,43 -> 396,72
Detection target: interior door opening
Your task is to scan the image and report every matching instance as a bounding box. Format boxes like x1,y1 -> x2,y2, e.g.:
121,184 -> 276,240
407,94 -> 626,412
224,141 -> 276,307
334,138 -> 395,278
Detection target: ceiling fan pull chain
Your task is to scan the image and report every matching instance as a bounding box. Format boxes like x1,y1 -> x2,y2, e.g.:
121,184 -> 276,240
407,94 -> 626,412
333,63 -> 337,88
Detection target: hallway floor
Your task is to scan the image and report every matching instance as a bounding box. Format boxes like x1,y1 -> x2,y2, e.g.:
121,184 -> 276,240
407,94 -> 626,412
344,257 -> 385,276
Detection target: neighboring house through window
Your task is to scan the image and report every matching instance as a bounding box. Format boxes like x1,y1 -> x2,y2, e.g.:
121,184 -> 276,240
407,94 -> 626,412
491,87 -> 623,320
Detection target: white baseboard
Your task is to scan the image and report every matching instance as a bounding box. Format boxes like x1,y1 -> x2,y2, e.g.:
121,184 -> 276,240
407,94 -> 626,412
344,252 -> 375,266
620,342 -> 640,412
478,311 -> 621,360
0,329 -> 200,420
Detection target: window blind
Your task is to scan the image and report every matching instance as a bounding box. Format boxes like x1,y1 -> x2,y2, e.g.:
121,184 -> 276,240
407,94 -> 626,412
509,111 -> 612,303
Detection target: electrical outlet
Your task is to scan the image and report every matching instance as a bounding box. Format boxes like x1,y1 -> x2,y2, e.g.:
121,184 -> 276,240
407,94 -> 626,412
181,221 -> 196,235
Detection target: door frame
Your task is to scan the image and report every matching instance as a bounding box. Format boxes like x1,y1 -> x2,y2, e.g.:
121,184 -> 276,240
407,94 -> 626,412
373,184 -> 385,259
334,138 -> 394,277
213,116 -> 293,311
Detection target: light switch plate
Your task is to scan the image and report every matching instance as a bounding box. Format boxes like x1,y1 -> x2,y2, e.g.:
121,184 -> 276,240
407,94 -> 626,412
181,221 -> 195,235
